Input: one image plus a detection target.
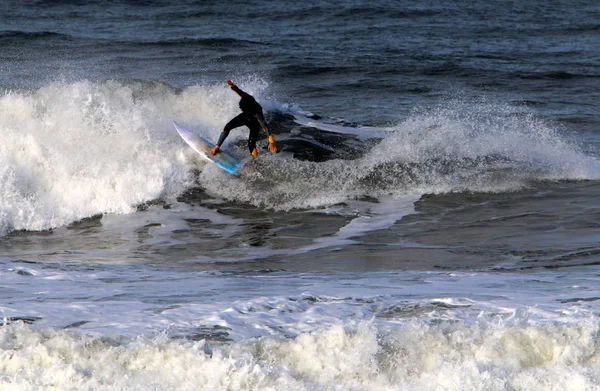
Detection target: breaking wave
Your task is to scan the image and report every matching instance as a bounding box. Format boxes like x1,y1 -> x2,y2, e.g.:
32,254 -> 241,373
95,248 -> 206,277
1,80 -> 598,235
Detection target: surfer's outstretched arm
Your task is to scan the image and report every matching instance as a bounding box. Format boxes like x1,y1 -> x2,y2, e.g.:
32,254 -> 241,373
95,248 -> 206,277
226,80 -> 249,99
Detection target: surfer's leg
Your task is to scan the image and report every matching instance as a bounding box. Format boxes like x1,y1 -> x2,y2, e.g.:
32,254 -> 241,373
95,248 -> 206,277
211,114 -> 249,155
247,122 -> 260,157
218,113 -> 247,147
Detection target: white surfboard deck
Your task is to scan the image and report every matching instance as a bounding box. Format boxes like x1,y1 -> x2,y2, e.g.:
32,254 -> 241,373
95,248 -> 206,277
173,121 -> 242,174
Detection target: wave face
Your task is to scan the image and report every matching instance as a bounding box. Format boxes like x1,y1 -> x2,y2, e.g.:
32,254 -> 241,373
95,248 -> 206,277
1,80 -> 599,235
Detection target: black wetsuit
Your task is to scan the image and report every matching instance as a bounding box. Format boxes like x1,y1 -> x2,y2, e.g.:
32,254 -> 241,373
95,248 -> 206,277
217,86 -> 270,155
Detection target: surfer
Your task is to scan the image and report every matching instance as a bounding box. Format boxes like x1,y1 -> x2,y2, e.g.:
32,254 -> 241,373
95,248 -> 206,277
209,80 -> 277,157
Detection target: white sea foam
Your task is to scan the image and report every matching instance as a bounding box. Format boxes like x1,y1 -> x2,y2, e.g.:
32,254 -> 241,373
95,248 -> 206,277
2,258 -> 600,389
0,81 -> 179,235
0,315 -> 598,390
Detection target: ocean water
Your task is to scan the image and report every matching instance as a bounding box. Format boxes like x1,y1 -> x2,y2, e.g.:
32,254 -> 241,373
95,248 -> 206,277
1,1 -> 600,390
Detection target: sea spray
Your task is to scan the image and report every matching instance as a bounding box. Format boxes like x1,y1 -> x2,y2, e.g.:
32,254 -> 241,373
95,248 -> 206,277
362,96 -> 600,192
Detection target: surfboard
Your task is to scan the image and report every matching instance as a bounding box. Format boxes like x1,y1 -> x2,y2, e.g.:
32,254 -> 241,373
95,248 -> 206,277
173,121 -> 242,174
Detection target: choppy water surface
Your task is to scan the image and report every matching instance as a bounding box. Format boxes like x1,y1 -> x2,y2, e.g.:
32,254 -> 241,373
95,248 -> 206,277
1,1 -> 600,389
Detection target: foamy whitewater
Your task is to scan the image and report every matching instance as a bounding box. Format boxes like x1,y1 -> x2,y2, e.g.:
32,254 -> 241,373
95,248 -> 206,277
2,262 -> 600,390
1,1 -> 600,390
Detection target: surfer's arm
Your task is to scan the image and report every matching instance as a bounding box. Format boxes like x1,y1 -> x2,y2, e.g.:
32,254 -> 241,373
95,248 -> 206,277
226,80 -> 248,98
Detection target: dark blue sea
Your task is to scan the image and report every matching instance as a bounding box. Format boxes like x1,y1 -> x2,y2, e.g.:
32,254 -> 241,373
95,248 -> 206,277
1,1 -> 599,389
